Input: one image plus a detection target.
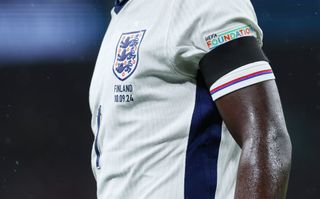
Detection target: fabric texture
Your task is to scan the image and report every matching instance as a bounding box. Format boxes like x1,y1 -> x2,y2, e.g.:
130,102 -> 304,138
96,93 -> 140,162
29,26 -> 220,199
89,0 -> 274,198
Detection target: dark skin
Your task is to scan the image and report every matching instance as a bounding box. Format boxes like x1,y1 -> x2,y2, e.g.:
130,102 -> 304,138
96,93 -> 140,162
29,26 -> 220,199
215,80 -> 292,199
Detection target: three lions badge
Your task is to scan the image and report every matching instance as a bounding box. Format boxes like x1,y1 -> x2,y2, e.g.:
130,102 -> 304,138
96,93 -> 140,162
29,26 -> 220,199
113,30 -> 146,81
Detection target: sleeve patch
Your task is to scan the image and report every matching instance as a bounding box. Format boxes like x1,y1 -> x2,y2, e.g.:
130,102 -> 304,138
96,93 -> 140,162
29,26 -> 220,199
205,25 -> 256,50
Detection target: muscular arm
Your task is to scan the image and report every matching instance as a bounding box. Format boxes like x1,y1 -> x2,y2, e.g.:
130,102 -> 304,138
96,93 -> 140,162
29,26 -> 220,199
215,80 -> 292,198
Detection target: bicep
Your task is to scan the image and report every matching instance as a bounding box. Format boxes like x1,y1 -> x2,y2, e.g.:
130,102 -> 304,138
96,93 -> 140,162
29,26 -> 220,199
215,80 -> 287,147
215,79 -> 292,199
198,36 -> 285,146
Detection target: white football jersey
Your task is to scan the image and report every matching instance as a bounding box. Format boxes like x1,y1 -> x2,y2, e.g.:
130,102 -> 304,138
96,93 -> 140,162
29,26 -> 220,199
89,0 -> 275,198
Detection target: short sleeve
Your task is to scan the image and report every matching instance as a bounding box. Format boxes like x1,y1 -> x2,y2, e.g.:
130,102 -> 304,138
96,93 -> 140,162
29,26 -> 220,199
167,0 -> 275,100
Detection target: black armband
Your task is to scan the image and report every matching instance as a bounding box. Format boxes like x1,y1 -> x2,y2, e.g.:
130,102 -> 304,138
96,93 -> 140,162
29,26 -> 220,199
199,36 -> 269,88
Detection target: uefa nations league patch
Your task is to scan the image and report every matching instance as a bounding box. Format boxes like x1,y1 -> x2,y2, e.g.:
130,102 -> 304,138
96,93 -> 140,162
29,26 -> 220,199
113,30 -> 146,81
205,25 -> 255,50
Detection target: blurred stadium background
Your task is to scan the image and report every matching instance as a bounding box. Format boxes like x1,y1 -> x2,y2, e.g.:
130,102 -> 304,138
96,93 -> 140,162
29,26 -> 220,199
0,0 -> 319,198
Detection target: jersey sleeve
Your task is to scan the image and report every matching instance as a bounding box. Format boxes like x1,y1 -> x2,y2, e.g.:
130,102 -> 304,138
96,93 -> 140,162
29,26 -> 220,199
167,0 -> 275,101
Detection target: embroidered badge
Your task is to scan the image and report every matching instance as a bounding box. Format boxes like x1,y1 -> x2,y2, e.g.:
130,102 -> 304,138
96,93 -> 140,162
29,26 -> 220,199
205,25 -> 256,50
113,30 -> 146,81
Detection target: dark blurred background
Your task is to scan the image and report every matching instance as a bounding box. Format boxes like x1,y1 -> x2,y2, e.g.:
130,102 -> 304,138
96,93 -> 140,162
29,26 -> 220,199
0,0 -> 319,198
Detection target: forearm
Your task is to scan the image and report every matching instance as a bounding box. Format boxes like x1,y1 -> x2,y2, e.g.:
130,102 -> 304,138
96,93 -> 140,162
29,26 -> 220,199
235,130 -> 292,199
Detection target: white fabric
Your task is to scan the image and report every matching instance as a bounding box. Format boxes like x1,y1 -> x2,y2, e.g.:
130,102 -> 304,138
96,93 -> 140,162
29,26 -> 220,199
168,0 -> 263,78
89,0 -> 273,198
215,122 -> 242,199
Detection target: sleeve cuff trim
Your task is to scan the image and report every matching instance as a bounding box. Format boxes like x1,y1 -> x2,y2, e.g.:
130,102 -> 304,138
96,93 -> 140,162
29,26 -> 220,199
210,69 -> 273,95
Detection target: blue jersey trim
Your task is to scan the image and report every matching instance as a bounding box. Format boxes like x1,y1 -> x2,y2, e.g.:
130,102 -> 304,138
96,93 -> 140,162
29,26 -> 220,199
114,0 -> 130,14
185,73 -> 222,198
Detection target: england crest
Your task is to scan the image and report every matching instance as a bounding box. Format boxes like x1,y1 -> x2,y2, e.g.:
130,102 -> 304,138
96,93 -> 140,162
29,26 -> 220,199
113,30 -> 146,81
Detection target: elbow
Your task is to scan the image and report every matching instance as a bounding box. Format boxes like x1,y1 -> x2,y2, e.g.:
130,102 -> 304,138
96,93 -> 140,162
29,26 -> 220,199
273,129 -> 292,196
278,127 -> 292,161
265,126 -> 292,180
245,126 -> 293,173
279,129 -> 292,171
